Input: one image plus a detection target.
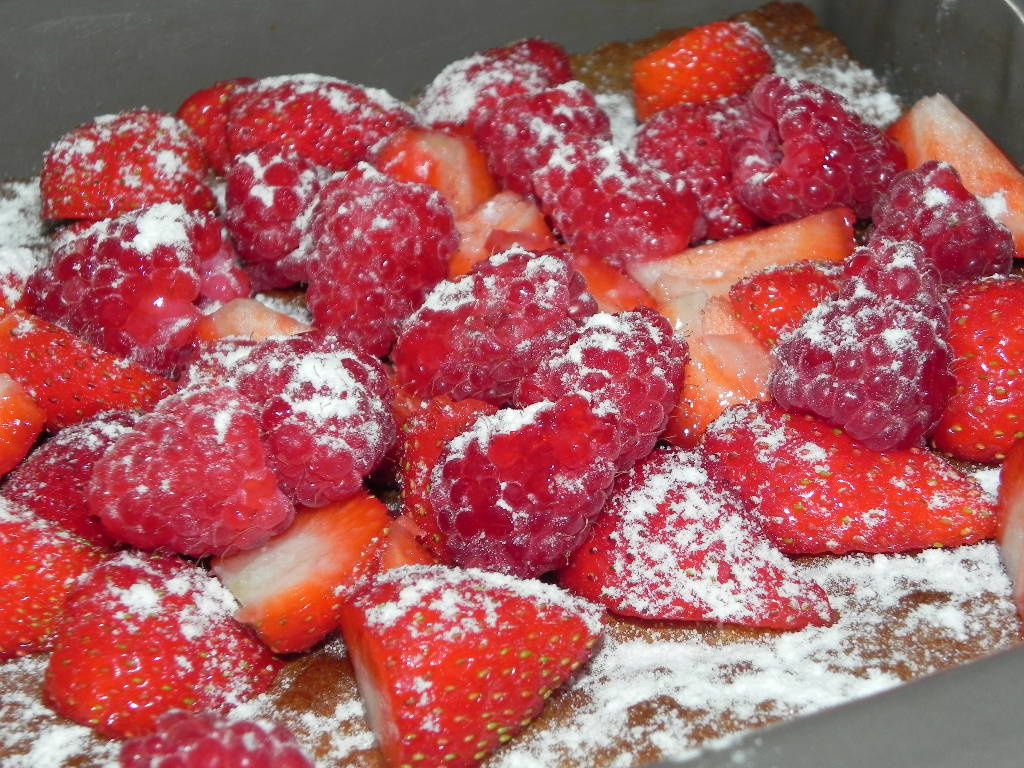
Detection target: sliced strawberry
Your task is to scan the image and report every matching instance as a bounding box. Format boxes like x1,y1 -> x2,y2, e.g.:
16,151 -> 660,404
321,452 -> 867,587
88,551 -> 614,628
889,94 -> 1024,256
560,447 -> 834,629
571,251 -> 658,313
176,77 -> 255,174
400,394 -> 498,560
996,440 -> 1024,619
213,490 -> 390,654
0,374 -> 45,476
338,565 -> 602,768
728,261 -> 842,348
449,191 -> 555,278
194,297 -> 311,343
41,109 -> 214,221
933,276 -> 1024,462
629,207 -> 856,335
0,499 -> 107,659
374,127 -> 498,217
632,21 -> 774,120
703,402 -> 996,555
377,515 -> 442,571
0,311 -> 174,430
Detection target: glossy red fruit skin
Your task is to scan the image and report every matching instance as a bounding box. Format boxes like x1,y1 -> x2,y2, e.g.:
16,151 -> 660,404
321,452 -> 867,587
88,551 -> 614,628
304,164 -> 458,357
731,75 -> 906,222
176,77 -> 256,174
392,248 -> 598,406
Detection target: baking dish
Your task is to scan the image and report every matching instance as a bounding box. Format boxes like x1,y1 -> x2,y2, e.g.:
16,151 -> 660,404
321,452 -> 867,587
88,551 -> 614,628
1,1 -> 1022,766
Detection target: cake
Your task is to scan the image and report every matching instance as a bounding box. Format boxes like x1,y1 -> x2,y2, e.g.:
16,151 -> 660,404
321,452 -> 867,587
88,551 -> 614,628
1,3 -> 1022,768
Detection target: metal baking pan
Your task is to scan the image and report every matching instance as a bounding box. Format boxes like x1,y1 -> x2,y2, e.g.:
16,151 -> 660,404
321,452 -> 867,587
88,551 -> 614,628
2,1 -> 1022,766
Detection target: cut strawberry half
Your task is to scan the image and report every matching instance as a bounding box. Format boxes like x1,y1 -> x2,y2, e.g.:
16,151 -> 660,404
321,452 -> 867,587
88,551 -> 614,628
194,297 -> 311,343
213,490 -> 390,654
449,191 -> 554,278
376,515 -> 442,572
889,93 -> 1024,256
996,440 -> 1024,620
0,374 -> 45,477
570,251 -> 658,314
338,565 -> 602,768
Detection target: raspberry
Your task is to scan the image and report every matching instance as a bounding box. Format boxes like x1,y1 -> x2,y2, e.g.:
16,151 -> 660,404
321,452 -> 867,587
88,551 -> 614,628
224,143 -> 320,285
515,308 -> 686,470
871,161 -> 1015,285
226,75 -> 413,171
771,239 -> 955,450
121,711 -> 313,768
235,332 -> 396,507
634,97 -> 761,240
417,38 -> 572,128
471,80 -> 612,198
24,204 -> 213,375
731,75 -> 906,222
392,248 -> 597,405
3,411 -> 136,547
89,386 -> 294,557
304,164 -> 458,356
179,338 -> 261,388
531,139 -> 704,267
193,222 -> 251,307
429,396 -> 621,577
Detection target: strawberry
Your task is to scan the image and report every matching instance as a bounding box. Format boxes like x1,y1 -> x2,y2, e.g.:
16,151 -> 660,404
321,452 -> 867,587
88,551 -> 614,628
728,261 -> 842,348
213,490 -> 390,654
46,552 -> 281,739
889,94 -> 1024,256
560,447 -> 834,629
376,515 -> 442,571
632,21 -> 774,120
194,297 -> 311,343
338,565 -> 602,768
374,127 -> 498,217
41,109 -> 214,221
0,374 -> 45,476
176,77 -> 256,174
0,499 -> 107,659
570,251 -> 658,314
996,440 -> 1024,620
449,191 -> 555,277
629,207 -> 856,334
0,311 -> 175,430
399,394 -> 498,560
703,402 -> 997,555
933,276 -> 1024,462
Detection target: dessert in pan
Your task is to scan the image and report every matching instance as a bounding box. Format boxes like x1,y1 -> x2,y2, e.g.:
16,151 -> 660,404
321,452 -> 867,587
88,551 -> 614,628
1,2 -> 1023,767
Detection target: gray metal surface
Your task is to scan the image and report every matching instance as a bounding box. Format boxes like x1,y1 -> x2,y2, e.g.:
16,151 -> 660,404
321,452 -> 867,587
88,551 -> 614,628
1,1 -> 1022,766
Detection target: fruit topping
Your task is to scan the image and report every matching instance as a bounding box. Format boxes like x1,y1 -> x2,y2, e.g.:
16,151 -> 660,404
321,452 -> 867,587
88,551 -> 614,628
44,551 -> 281,739
338,565 -> 601,768
731,75 -> 906,221
704,402 -> 996,555
449,190 -> 554,278
560,446 -> 835,629
121,710 -> 313,768
569,251 -> 658,314
392,247 -> 597,405
176,77 -> 256,175
193,296 -> 310,343
304,163 -> 458,356
0,374 -> 45,477
89,385 -> 293,557
632,21 -> 774,119
771,239 -> 954,451
41,109 -> 214,221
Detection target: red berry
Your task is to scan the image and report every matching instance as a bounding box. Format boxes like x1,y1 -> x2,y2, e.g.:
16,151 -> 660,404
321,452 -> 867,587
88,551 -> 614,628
732,76 -> 906,222
560,447 -> 835,629
872,160 -> 1015,285
0,374 -> 46,476
89,386 -> 294,557
515,308 -> 687,470
45,552 -> 281,739
304,164 -> 458,356
532,139 -> 704,268
4,411 -> 136,546
771,239 -> 955,450
633,21 -> 774,119
234,332 -> 396,507
471,80 -> 612,198
417,39 -> 572,128
121,711 -> 313,768
634,97 -> 761,240
193,222 -> 251,307
41,109 -> 214,221
176,78 -> 256,174
392,248 -> 597,405
180,337 -> 261,388
430,396 -> 622,577
226,75 -> 413,171
224,143 -> 320,282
